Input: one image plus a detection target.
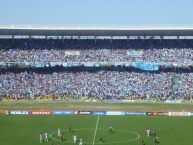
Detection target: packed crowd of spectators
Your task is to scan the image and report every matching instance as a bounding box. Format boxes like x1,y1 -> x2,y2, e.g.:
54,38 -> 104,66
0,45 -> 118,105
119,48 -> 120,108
0,71 -> 192,100
0,39 -> 193,101
0,39 -> 193,63
1,48 -> 193,63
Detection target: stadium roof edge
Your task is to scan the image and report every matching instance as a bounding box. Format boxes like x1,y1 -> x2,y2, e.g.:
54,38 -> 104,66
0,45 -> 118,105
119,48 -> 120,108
0,25 -> 193,36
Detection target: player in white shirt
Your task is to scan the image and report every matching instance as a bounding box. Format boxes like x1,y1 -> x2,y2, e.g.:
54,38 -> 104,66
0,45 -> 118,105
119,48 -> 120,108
57,128 -> 61,137
45,132 -> 48,142
73,135 -> 77,144
79,138 -> 83,145
147,128 -> 150,137
39,133 -> 43,143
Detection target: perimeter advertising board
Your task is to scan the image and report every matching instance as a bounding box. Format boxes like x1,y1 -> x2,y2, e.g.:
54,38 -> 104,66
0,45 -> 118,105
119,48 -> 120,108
30,110 -> 51,115
10,110 -> 29,115
146,112 -> 152,116
168,112 -> 191,116
125,112 -> 146,116
92,111 -> 106,115
75,111 -> 92,115
146,112 -> 169,116
0,110 -> 9,115
52,111 -> 74,115
106,111 -> 125,115
157,112 -> 169,116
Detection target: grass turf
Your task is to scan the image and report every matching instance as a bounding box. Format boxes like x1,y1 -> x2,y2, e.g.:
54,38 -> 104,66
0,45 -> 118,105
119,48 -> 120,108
0,115 -> 193,145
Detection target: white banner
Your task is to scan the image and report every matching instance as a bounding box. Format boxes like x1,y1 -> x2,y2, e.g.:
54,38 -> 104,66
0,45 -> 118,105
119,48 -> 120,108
106,111 -> 125,115
10,110 -> 29,115
168,112 -> 191,116
65,51 -> 80,56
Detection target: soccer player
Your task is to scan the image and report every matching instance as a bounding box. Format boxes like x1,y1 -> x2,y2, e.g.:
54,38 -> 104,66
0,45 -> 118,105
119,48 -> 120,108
69,124 -> 72,133
61,132 -> 64,141
151,128 -> 157,137
73,135 -> 77,144
154,136 -> 159,145
109,127 -> 113,134
147,128 -> 150,137
79,138 -> 83,145
45,131 -> 48,142
154,137 -> 157,145
100,136 -> 103,144
141,137 -> 145,145
39,133 -> 43,143
154,129 -> 157,137
57,128 -> 61,137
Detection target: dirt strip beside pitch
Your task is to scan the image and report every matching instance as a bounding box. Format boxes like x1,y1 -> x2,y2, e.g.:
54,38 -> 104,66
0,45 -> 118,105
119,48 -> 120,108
0,101 -> 193,112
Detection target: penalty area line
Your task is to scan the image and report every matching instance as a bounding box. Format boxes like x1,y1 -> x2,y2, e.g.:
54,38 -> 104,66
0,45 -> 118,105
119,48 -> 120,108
92,116 -> 100,145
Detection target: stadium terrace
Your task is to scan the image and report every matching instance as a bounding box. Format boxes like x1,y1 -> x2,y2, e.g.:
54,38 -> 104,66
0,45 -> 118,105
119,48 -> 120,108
0,25 -> 193,102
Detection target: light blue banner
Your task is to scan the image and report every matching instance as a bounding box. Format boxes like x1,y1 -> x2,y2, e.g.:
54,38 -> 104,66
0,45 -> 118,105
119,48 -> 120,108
132,62 -> 159,71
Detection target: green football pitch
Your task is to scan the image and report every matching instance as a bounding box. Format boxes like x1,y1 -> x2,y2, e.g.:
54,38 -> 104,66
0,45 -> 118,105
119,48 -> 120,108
0,115 -> 193,145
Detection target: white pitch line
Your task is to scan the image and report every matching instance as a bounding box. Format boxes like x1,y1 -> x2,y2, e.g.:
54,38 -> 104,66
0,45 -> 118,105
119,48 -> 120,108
92,116 -> 100,145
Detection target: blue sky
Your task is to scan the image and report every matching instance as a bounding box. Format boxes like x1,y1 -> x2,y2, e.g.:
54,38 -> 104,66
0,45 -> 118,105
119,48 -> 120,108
0,0 -> 193,25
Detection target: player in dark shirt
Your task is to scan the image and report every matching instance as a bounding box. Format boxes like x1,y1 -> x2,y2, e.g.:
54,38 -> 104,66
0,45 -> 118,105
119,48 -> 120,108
69,124 -> 72,133
100,136 -> 103,144
141,137 -> 145,145
109,127 -> 113,134
61,132 -> 64,141
154,136 -> 158,145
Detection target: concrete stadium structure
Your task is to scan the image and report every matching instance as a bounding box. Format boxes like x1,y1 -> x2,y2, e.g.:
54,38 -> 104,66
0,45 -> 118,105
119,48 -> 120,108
0,25 -> 193,36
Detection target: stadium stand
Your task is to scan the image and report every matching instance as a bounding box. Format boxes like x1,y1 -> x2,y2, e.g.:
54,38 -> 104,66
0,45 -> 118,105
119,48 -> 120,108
0,26 -> 193,102
0,39 -> 193,63
0,71 -> 193,101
